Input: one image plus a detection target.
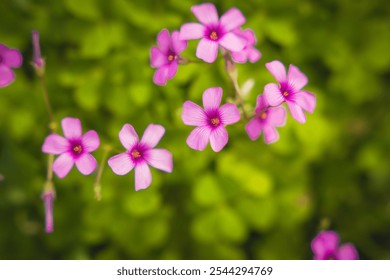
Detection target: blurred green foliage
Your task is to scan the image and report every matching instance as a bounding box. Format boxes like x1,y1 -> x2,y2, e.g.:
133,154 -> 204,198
0,0 -> 389,260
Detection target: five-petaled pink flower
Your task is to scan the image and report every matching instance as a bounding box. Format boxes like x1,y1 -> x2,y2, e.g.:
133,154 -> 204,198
182,87 -> 240,152
42,117 -> 100,178
311,231 -> 359,260
0,43 -> 23,88
231,28 -> 261,64
179,3 -> 246,63
264,60 -> 316,123
150,29 -> 187,86
108,124 -> 173,191
245,94 -> 286,144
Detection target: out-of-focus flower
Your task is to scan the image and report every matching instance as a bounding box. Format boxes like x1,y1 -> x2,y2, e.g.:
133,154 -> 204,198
108,124 -> 173,191
311,231 -> 359,260
179,3 -> 246,63
0,43 -> 23,88
32,30 -> 45,75
231,28 -> 261,63
245,94 -> 286,144
264,60 -> 316,123
150,29 -> 187,86
182,87 -> 240,152
42,117 -> 100,178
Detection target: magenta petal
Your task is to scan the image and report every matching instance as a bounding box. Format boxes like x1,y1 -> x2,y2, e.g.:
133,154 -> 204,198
287,100 -> 306,123
311,231 -> 340,259
145,148 -> 173,173
191,3 -> 219,25
264,83 -> 284,107
42,134 -> 69,154
210,126 -> 228,152
179,23 -> 205,40
202,87 -> 222,111
220,8 -> 246,32
0,65 -> 15,88
81,130 -> 100,152
4,49 -> 23,68
231,51 -> 247,63
288,64 -> 308,92
196,38 -> 218,63
135,161 -> 152,191
263,125 -> 279,144
266,60 -> 287,83
108,152 -> 134,175
53,153 -> 74,178
171,30 -> 187,54
242,29 -> 256,45
157,29 -> 170,53
245,118 -> 262,141
119,124 -> 139,150
255,94 -> 269,113
75,153 -> 97,175
153,65 -> 169,86
267,107 -> 287,127
150,47 -> 168,68
219,32 -> 246,52
182,101 -> 207,126
61,118 -> 82,139
248,48 -> 261,63
219,103 -> 240,125
186,126 -> 212,151
166,60 -> 178,80
337,243 -> 359,260
293,91 -> 316,113
140,124 -> 165,148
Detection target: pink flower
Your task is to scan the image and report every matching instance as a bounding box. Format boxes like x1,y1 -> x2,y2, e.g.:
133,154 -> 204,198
245,94 -> 286,144
179,3 -> 246,63
231,28 -> 261,63
42,188 -> 55,233
150,29 -> 187,86
264,60 -> 316,123
42,117 -> 100,178
311,231 -> 359,260
182,87 -> 240,152
108,124 -> 173,191
0,43 -> 23,88
32,30 -> 45,73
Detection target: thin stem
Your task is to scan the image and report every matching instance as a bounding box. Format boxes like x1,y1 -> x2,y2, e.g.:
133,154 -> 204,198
93,146 -> 111,201
46,154 -> 54,182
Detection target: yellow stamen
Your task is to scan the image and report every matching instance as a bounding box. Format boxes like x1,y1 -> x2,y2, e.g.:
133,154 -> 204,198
209,31 -> 218,40
131,149 -> 141,159
211,117 -> 220,126
73,145 -> 82,154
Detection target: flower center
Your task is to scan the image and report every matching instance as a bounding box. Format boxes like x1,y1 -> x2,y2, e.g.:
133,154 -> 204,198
167,54 -> 174,61
0,55 -> 3,63
283,91 -> 289,97
260,112 -> 267,119
209,31 -> 218,41
131,149 -> 142,159
210,117 -> 220,126
73,145 -> 82,154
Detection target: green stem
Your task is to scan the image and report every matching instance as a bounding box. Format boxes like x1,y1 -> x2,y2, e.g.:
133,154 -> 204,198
93,146 -> 111,201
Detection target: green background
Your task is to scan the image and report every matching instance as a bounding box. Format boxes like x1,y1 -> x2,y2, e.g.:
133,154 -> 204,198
0,0 -> 389,259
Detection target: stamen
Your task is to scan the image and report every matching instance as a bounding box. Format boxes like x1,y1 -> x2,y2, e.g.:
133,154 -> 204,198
73,145 -> 82,154
168,54 -> 174,61
283,91 -> 289,97
210,117 -> 220,126
131,149 -> 141,159
209,31 -> 218,41
260,112 -> 267,119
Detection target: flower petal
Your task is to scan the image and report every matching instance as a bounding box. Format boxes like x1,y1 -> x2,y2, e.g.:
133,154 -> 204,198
75,153 -> 97,175
61,117 -> 82,139
157,29 -> 170,53
267,107 -> 287,127
196,38 -> 219,63
153,65 -> 169,86
150,46 -> 168,68
263,125 -> 279,144
171,30 -> 187,54
182,101 -> 207,126
0,65 -> 15,88
266,60 -> 287,83
179,23 -> 205,40
141,124 -> 165,148
220,8 -> 246,32
42,134 -> 69,154
4,49 -> 23,68
219,32 -> 246,52
167,60 -> 178,80
119,124 -> 139,150
82,130 -> 100,152
293,91 -> 316,113
144,148 -> 173,173
231,50 -> 248,64
191,3 -> 219,25
287,100 -> 306,123
135,161 -> 152,191
219,103 -> 240,125
311,231 -> 340,259
288,64 -> 308,92
108,152 -> 134,175
53,153 -> 74,178
245,118 -> 262,141
254,94 -> 269,113
264,83 -> 284,107
186,126 -> 212,151
337,243 -> 359,260
248,48 -> 261,63
210,126 -> 228,152
202,87 -> 222,111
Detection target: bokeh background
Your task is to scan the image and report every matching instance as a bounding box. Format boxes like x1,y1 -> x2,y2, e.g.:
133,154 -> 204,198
0,0 -> 389,260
